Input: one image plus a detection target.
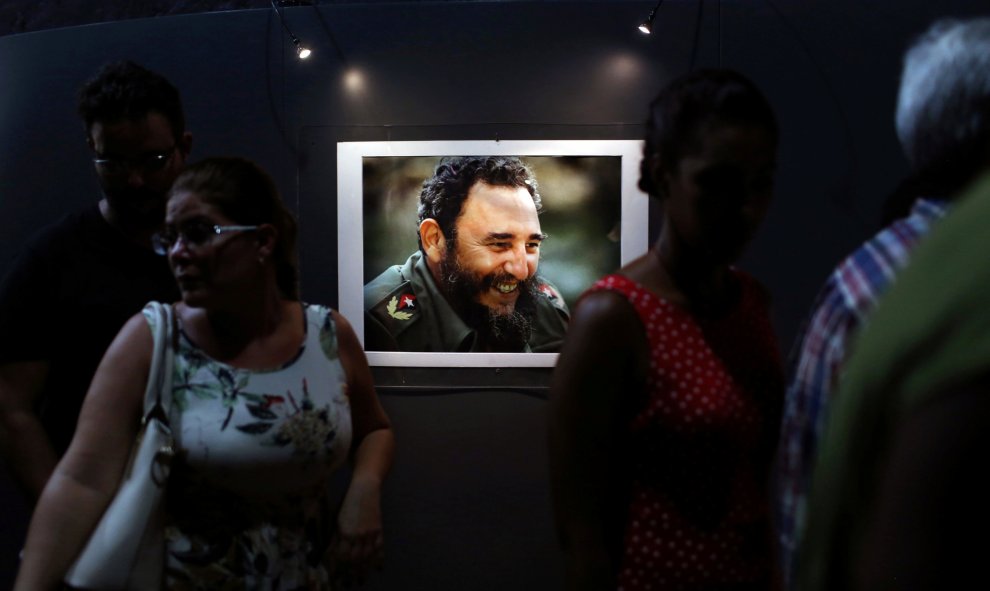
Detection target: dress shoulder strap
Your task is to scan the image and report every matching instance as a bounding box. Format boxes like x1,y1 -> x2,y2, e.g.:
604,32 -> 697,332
304,303 -> 340,361
586,273 -> 642,298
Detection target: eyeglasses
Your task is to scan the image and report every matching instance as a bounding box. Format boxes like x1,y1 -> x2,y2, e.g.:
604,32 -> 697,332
152,221 -> 259,256
93,146 -> 176,176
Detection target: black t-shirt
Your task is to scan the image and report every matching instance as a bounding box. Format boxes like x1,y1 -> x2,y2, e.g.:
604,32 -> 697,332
0,204 -> 179,454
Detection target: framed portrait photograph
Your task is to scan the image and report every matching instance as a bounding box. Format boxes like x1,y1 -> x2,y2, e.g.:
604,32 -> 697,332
337,140 -> 649,367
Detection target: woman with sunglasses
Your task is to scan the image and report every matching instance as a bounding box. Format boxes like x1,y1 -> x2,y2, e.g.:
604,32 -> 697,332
16,157 -> 394,590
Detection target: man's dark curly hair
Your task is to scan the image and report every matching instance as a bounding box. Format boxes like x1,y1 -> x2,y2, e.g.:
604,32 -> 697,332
77,60 -> 185,141
417,156 -> 541,251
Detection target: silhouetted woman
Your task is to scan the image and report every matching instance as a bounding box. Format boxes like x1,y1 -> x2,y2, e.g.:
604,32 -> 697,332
549,70 -> 784,590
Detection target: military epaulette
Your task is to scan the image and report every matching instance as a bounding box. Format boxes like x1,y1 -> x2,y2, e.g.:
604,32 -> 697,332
537,282 -> 562,302
537,281 -> 570,316
368,283 -> 421,335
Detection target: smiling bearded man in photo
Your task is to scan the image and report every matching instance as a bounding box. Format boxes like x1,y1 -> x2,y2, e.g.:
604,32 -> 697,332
363,156 -> 570,352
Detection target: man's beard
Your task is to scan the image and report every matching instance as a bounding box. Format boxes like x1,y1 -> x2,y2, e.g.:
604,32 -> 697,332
439,246 -> 539,352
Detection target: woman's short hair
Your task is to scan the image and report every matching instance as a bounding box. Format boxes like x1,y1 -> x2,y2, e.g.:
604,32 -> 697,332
638,69 -> 778,198
170,157 -> 300,299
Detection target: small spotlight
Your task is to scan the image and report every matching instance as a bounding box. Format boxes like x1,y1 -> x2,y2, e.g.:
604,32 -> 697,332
638,0 -> 665,36
294,39 -> 312,59
272,1 -> 312,61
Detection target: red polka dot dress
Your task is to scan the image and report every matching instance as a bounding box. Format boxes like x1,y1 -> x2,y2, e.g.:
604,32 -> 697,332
589,273 -> 783,590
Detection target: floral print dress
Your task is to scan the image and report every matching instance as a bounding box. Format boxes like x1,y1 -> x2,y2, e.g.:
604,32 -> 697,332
144,303 -> 352,590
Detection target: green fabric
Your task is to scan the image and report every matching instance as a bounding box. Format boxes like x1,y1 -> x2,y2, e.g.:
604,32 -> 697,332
798,172 -> 990,590
364,251 -> 475,351
363,250 -> 570,352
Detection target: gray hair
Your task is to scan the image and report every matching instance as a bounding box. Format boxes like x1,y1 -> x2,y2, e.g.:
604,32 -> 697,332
896,17 -> 990,194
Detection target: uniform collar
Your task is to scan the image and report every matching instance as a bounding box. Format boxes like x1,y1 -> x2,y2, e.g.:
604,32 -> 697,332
407,251 -> 479,351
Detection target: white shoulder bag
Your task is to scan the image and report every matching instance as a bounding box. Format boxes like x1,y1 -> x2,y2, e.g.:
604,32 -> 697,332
64,301 -> 176,590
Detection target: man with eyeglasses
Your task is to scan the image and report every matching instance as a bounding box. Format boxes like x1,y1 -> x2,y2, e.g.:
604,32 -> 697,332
0,61 -> 188,504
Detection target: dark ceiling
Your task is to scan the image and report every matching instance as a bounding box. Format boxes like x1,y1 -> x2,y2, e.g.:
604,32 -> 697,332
0,1 -> 275,37
0,0 -> 607,38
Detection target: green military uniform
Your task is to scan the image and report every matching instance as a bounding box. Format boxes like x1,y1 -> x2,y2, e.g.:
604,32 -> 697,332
363,251 -> 570,352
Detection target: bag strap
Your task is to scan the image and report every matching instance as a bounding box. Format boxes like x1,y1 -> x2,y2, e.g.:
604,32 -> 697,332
142,301 -> 176,425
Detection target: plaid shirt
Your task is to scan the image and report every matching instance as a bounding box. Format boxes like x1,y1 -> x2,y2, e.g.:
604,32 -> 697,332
774,197 -> 948,588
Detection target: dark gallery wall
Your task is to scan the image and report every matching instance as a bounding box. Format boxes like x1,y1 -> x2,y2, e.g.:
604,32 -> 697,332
0,1 -> 986,588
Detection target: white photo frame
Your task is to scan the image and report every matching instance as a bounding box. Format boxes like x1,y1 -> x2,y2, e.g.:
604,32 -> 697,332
337,139 -> 649,367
